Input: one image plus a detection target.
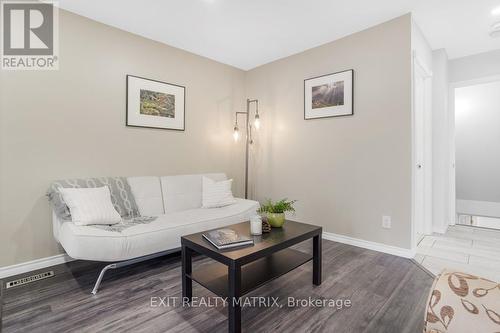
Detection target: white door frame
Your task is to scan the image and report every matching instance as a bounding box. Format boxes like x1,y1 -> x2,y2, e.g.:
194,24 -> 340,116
411,52 -> 433,250
447,74 -> 500,226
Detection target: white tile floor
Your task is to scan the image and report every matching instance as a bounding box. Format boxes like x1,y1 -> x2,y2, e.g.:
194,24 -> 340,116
416,225 -> 500,282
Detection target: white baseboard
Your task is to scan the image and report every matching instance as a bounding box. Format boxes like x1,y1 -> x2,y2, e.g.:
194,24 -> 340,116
1,233 -> 415,280
433,225 -> 449,234
322,232 -> 415,259
0,254 -> 74,279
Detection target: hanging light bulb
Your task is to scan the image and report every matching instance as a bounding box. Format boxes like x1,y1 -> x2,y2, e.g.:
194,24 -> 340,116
233,124 -> 240,142
254,113 -> 260,130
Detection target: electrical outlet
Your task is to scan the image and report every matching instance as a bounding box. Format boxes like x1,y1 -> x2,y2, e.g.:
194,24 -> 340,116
382,216 -> 391,229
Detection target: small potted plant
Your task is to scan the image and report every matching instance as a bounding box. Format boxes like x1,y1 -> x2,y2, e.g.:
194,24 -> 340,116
258,199 -> 296,228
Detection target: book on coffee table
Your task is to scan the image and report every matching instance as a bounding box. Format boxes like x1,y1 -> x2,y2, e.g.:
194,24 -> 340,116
202,228 -> 254,250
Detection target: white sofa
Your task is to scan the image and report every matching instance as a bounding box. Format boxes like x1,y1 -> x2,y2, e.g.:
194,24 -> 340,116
52,173 -> 259,294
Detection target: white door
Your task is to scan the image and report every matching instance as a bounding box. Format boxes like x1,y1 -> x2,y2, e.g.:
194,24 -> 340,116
414,73 -> 426,243
412,55 -> 433,248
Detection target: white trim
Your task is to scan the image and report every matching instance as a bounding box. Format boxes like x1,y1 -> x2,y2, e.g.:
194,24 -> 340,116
433,225 -> 449,234
322,232 -> 415,259
0,234 -> 417,279
413,53 -> 433,78
0,254 -> 74,279
456,199 -> 500,218
451,74 -> 500,89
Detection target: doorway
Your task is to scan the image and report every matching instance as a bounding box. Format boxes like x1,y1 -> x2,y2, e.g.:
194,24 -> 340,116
453,78 -> 500,231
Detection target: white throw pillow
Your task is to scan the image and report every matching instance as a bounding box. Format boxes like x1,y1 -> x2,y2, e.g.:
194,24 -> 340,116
202,176 -> 237,208
59,186 -> 122,226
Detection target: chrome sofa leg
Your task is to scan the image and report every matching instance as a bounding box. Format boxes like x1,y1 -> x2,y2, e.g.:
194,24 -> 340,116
91,263 -> 117,295
90,250 -> 178,295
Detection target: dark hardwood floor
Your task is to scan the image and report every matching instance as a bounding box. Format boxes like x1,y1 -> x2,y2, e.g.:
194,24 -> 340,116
0,240 -> 433,333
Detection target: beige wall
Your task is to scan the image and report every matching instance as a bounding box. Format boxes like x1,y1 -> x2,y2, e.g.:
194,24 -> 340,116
246,15 -> 413,248
0,12 -> 414,267
0,10 -> 246,266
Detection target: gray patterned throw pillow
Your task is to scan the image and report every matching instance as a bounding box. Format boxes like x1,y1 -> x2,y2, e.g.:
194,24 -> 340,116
47,177 -> 140,221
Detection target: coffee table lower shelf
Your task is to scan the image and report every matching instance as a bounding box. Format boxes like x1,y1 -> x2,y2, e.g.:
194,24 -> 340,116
188,248 -> 312,298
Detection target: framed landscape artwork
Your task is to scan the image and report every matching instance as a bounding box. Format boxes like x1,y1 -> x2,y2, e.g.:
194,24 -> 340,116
304,69 -> 353,119
126,75 -> 185,130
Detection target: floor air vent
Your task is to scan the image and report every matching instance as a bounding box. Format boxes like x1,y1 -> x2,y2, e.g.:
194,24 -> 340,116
5,270 -> 54,289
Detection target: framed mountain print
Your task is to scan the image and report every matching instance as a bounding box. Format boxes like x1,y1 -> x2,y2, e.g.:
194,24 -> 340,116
126,75 -> 185,130
304,69 -> 353,119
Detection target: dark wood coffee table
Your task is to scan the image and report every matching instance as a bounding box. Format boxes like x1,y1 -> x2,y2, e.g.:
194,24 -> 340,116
181,220 -> 322,333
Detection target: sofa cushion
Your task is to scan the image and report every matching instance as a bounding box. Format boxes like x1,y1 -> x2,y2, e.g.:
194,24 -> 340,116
59,187 -> 122,226
160,173 -> 227,213
57,198 -> 260,261
202,176 -> 236,208
127,176 -> 164,216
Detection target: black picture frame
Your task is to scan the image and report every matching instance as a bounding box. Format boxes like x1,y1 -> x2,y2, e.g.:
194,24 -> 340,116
304,69 -> 354,120
126,74 -> 186,131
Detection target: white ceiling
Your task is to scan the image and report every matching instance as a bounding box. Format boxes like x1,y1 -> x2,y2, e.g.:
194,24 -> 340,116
57,0 -> 500,70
